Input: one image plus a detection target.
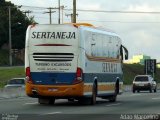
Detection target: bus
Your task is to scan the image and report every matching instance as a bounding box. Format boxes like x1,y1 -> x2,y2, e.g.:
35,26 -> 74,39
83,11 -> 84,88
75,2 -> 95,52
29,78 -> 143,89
25,23 -> 128,105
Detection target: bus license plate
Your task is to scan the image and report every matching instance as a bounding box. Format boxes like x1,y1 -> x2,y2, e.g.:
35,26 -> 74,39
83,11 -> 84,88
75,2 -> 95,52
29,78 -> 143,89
48,88 -> 58,92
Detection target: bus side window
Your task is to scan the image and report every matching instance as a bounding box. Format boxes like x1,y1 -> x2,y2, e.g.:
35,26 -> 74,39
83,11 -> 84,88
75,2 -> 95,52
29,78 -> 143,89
120,45 -> 128,60
102,36 -> 107,57
91,33 -> 96,56
115,37 -> 120,59
85,31 -> 92,56
108,36 -> 112,58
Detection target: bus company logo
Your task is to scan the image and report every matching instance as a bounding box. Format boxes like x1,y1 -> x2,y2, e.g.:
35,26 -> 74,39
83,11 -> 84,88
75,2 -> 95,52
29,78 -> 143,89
31,32 -> 76,39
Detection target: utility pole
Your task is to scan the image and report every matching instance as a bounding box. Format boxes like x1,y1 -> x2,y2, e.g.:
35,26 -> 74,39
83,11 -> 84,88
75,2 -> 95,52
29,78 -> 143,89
61,6 -> 64,24
44,8 -> 56,24
58,0 -> 60,24
65,13 -> 73,22
8,6 -> 12,66
60,6 -> 65,24
73,0 -> 76,23
65,13 -> 78,23
8,5 -> 21,66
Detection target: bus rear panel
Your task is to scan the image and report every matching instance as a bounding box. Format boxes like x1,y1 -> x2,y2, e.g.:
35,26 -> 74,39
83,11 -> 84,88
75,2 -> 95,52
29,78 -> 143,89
25,24 -> 84,98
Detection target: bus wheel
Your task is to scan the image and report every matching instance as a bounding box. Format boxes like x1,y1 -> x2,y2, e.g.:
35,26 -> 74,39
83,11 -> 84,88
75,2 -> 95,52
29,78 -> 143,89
78,98 -> 85,105
78,83 -> 97,105
109,83 -> 118,102
68,98 -> 74,102
38,98 -> 55,105
90,83 -> 97,105
49,98 -> 55,104
109,95 -> 117,102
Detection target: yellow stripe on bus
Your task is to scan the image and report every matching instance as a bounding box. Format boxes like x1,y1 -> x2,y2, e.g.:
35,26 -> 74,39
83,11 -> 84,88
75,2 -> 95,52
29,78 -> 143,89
84,84 -> 116,93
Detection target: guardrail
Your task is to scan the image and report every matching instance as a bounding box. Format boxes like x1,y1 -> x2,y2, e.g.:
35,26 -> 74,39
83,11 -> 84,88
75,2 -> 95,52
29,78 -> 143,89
0,83 -> 160,99
0,87 -> 26,99
123,83 -> 160,92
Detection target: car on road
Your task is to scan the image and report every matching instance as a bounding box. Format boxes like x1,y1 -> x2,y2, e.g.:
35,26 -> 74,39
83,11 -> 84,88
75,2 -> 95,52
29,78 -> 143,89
132,75 -> 157,93
4,78 -> 25,89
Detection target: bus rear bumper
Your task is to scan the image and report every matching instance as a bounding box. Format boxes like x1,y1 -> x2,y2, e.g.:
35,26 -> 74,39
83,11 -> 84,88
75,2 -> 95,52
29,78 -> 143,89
25,82 -> 84,98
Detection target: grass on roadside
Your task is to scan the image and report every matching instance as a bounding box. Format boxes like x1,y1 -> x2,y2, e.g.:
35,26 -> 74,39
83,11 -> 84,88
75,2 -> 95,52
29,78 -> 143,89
123,64 -> 160,84
0,67 -> 25,88
0,64 -> 160,88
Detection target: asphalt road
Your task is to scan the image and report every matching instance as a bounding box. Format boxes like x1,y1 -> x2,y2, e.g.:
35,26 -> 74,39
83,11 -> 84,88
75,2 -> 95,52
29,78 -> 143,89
0,91 -> 160,120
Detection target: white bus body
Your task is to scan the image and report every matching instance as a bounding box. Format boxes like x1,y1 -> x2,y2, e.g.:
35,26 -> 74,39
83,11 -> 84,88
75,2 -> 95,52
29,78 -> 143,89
25,23 -> 128,104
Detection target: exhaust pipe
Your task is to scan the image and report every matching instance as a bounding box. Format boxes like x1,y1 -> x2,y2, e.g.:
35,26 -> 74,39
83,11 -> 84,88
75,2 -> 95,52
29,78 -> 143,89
32,89 -> 38,96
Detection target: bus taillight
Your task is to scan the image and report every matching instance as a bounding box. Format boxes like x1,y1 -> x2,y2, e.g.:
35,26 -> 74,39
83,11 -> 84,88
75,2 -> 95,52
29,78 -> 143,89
73,67 -> 83,84
25,67 -> 33,84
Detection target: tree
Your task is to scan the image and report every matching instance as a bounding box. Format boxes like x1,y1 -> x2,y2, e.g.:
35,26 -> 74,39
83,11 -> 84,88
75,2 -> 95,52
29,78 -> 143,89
0,1 -> 36,49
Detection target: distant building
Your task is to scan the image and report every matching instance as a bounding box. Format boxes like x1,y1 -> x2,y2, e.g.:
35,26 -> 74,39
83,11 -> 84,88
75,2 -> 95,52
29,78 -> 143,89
124,54 -> 151,65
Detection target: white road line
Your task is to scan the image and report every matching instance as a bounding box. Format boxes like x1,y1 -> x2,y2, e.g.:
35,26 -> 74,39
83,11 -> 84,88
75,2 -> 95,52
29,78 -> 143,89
23,102 -> 38,105
46,112 -> 62,114
41,112 -> 62,115
130,94 -> 141,96
152,97 -> 160,100
106,103 -> 121,107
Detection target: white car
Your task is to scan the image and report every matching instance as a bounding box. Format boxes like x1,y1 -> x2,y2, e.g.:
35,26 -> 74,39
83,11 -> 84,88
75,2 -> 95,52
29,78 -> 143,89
4,78 -> 25,89
132,75 -> 157,93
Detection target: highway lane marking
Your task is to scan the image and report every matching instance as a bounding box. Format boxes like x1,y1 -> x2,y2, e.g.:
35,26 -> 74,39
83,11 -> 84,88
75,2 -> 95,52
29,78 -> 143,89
130,94 -> 141,96
23,102 -> 38,105
46,112 -> 62,114
41,112 -> 62,115
0,97 -> 34,102
106,103 -> 122,107
152,97 -> 160,100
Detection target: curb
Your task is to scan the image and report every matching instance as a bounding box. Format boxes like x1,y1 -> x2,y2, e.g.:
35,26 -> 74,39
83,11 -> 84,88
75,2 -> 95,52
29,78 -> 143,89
0,83 -> 160,99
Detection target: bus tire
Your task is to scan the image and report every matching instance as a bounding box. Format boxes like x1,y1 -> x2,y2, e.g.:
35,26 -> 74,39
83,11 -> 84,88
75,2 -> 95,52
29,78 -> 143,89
79,83 -> 97,105
38,98 -> 55,105
49,98 -> 55,104
78,98 -> 86,105
68,98 -> 74,102
109,82 -> 118,102
90,83 -> 97,105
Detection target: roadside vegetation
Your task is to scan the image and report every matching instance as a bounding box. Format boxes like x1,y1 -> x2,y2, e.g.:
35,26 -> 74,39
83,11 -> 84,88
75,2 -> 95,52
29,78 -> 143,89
0,67 -> 25,88
0,64 -> 160,88
123,64 -> 160,84
0,1 -> 35,50
0,50 -> 24,66
0,0 -> 35,66
0,50 -> 9,66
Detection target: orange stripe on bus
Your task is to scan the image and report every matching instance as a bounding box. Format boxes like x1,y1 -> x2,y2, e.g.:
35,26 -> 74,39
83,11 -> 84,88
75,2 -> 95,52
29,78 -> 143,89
25,82 -> 84,97
84,84 -> 116,92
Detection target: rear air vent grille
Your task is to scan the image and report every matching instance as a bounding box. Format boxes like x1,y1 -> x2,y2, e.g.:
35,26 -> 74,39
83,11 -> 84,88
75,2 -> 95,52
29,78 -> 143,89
33,53 -> 74,62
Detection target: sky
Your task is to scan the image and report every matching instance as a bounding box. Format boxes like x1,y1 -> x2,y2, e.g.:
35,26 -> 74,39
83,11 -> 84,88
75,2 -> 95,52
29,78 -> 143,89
6,0 -> 160,61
